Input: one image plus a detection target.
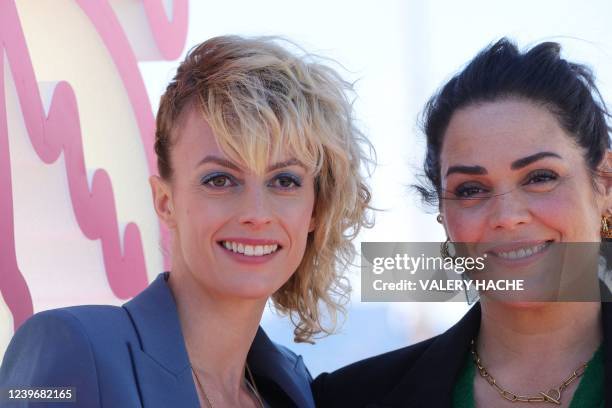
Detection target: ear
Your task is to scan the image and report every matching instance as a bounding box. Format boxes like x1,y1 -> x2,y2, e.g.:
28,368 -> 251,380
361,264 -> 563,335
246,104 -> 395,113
308,201 -> 317,233
596,151 -> 612,214
149,175 -> 176,229
437,212 -> 451,240
308,208 -> 317,232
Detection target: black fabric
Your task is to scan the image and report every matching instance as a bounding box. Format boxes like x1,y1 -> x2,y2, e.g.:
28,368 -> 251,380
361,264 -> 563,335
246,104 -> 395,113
255,373 -> 300,407
313,302 -> 612,408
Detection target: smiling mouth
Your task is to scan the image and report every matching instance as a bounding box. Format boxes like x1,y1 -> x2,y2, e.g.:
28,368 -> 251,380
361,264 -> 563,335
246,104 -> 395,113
219,240 -> 281,256
489,241 -> 553,260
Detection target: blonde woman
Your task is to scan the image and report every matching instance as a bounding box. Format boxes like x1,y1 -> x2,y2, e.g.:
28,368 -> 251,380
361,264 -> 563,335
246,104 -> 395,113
0,36 -> 372,407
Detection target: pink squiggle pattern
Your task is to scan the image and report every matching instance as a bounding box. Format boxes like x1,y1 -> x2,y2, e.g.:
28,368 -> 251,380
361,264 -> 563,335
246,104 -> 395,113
1,0 -> 187,329
0,49 -> 32,331
143,0 -> 189,60
78,0 -> 188,271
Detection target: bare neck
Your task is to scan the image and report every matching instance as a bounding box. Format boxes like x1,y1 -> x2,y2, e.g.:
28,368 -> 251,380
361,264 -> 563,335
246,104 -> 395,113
167,268 -> 267,398
478,300 -> 602,369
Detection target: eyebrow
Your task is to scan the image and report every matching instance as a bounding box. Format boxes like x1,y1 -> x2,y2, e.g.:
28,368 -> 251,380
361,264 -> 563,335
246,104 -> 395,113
445,151 -> 562,177
267,158 -> 306,171
446,165 -> 487,177
510,151 -> 562,170
196,155 -> 306,172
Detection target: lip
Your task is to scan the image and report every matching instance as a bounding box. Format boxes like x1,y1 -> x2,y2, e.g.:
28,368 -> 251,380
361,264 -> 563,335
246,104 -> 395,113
481,240 -> 554,268
483,240 -> 554,254
218,237 -> 282,246
216,238 -> 283,265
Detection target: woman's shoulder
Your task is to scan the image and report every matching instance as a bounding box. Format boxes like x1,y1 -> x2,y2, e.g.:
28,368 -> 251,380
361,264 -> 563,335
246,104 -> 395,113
0,305 -> 142,405
313,305 -> 482,407
312,336 -> 437,407
12,304 -> 138,345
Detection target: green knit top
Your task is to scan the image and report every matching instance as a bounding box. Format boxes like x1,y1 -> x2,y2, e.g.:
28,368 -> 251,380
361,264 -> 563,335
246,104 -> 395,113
452,345 -> 604,408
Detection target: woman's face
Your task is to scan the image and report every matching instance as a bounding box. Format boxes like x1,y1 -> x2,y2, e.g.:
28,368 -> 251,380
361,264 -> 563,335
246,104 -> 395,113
151,107 -> 316,300
440,99 -> 610,263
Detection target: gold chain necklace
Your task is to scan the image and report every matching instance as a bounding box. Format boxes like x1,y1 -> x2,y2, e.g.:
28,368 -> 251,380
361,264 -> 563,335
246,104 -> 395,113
191,364 -> 265,408
470,339 -> 588,404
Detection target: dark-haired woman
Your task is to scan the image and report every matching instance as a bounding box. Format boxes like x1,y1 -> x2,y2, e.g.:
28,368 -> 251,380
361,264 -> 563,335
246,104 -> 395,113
313,38 -> 612,407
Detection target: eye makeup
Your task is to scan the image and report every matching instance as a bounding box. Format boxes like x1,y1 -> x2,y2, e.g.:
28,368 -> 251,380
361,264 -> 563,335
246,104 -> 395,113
200,172 -> 239,189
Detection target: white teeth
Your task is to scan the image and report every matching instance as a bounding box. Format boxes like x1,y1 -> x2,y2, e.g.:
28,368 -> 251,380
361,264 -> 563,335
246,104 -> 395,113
496,243 -> 548,260
222,241 -> 279,256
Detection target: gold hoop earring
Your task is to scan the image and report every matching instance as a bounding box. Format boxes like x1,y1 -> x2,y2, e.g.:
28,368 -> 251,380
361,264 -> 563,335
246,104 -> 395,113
440,238 -> 455,258
602,216 -> 612,239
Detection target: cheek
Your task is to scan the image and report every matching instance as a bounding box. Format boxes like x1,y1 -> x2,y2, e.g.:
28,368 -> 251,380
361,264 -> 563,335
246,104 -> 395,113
178,197 -> 231,248
536,182 -> 601,240
445,188 -> 601,242
444,208 -> 485,242
276,196 -> 315,244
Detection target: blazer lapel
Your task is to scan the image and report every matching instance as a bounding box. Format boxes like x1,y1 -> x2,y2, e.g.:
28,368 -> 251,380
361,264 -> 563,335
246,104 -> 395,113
123,272 -> 200,408
248,327 -> 316,408
374,304 -> 481,408
121,272 -> 316,408
373,300 -> 612,408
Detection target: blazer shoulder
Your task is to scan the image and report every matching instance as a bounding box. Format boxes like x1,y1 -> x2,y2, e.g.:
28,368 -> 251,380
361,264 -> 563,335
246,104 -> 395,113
0,308 -> 104,407
276,342 -> 313,382
312,336 -> 437,407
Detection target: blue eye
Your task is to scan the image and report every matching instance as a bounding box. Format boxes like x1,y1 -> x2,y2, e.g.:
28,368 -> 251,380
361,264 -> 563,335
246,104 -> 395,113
200,172 -> 236,188
269,173 -> 302,190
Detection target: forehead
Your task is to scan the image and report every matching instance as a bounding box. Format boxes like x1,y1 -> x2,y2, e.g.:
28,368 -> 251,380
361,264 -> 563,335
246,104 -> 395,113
440,99 -> 582,173
170,105 -> 310,173
172,105 -> 223,159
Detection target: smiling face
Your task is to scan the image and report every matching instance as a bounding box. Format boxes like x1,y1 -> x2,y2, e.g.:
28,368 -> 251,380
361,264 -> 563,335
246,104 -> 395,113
439,99 -> 612,281
150,107 -> 316,300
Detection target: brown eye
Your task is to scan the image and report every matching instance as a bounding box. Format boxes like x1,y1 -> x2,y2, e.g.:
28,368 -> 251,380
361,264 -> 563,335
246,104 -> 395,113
454,183 -> 489,199
268,173 -> 302,190
525,170 -> 558,185
211,176 -> 230,187
201,173 -> 237,188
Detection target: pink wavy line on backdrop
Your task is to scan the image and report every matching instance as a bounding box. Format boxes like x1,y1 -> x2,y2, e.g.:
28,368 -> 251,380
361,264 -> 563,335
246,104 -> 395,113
0,0 -> 187,330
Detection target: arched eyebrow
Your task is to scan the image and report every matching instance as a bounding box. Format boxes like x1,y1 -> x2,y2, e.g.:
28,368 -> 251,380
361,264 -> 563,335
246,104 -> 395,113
197,156 -> 241,171
445,151 -> 562,177
267,158 -> 306,171
196,155 -> 306,172
446,165 -> 487,177
510,152 -> 561,169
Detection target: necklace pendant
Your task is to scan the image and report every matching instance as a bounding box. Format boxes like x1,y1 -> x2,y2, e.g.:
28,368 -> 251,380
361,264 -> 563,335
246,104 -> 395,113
539,389 -> 561,405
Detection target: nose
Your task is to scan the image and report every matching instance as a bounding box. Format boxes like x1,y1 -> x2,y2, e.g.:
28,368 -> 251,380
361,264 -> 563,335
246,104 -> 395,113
487,188 -> 532,231
237,185 -> 273,228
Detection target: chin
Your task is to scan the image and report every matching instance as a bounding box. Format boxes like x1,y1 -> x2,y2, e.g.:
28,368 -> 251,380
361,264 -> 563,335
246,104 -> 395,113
221,277 -> 286,301
482,294 -> 558,310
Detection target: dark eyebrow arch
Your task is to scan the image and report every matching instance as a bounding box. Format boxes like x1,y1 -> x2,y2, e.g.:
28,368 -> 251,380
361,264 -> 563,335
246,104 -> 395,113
446,165 -> 487,177
445,152 -> 563,177
196,156 -> 306,172
510,152 -> 562,170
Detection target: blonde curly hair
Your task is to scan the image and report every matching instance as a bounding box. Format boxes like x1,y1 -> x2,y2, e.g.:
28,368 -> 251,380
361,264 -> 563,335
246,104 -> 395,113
154,35 -> 374,343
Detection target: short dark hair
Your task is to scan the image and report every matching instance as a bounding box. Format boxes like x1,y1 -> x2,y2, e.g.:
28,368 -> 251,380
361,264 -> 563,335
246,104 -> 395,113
416,38 -> 611,206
